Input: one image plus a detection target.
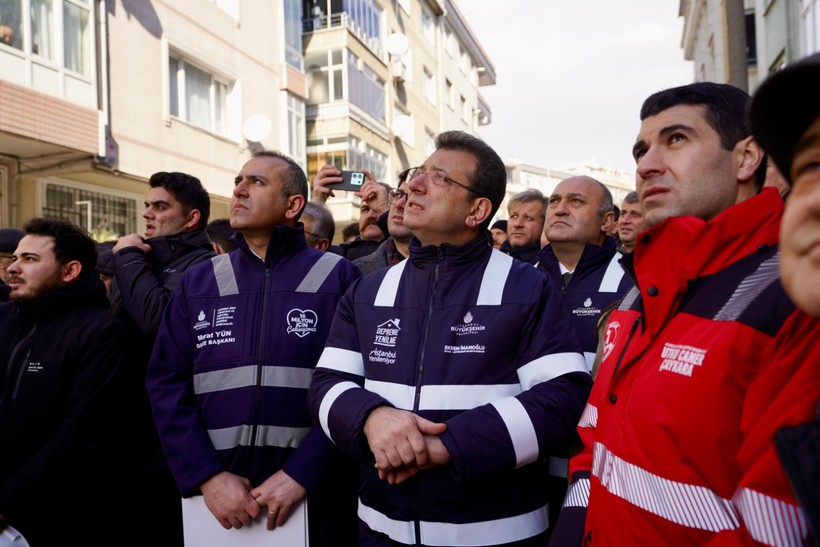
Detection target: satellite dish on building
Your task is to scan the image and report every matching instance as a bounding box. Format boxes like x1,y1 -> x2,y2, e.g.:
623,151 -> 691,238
242,114 -> 272,142
386,32 -> 409,56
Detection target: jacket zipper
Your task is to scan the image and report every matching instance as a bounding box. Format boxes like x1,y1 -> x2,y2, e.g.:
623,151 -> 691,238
2,324 -> 37,404
411,247 -> 443,545
248,265 -> 271,475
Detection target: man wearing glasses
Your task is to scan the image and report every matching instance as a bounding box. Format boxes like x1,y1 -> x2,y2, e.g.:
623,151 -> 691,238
352,170 -> 413,275
308,131 -> 591,546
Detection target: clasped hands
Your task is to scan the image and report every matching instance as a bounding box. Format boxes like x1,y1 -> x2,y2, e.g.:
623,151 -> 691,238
200,469 -> 306,531
363,406 -> 451,485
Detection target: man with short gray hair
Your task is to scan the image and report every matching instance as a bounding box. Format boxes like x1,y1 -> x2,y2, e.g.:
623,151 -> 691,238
501,188 -> 547,264
301,202 -> 336,252
537,176 -> 631,369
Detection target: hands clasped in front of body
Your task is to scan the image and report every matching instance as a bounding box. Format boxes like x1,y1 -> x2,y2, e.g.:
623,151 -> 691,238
200,469 -> 305,531
363,406 -> 451,485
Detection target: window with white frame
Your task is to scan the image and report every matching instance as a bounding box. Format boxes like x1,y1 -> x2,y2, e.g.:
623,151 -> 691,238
397,0 -> 410,15
348,137 -> 386,181
283,0 -> 302,69
445,79 -> 454,109
802,0 -> 820,54
207,0 -> 238,19
424,128 -> 435,157
306,48 -> 344,104
393,107 -> 415,147
460,95 -> 468,123
169,54 -> 230,136
445,27 -> 455,57
423,67 -> 436,105
287,93 -> 306,169
422,8 -> 435,45
0,0 -> 91,75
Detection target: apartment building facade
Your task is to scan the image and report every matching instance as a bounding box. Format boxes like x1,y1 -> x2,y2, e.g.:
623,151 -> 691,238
301,0 -> 495,231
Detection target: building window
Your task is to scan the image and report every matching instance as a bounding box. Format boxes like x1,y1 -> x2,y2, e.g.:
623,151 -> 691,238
348,50 -> 386,121
802,0 -> 820,54
169,54 -> 229,136
207,0 -> 239,19
422,8 -> 435,45
445,27 -> 455,57
306,48 -> 344,104
283,0 -> 302,69
424,129 -> 435,157
287,93 -> 306,169
445,79 -> 454,109
423,67 -> 436,105
0,0 -> 90,74
460,95 -> 468,122
348,137 -> 386,181
41,179 -> 140,241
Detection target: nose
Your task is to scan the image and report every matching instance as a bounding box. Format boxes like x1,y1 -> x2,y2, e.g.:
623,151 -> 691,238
636,146 -> 664,181
407,172 -> 427,195
7,258 -> 21,275
142,206 -> 152,219
233,179 -> 248,198
553,198 -> 569,216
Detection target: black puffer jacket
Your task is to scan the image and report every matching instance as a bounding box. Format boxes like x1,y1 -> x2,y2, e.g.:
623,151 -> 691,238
0,273 -> 128,544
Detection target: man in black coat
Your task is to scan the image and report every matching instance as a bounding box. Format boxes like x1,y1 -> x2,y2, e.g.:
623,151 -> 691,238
109,171 -> 215,545
0,218 -> 129,545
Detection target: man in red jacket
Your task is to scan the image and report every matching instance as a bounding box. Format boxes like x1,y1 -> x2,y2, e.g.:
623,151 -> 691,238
551,81 -> 819,546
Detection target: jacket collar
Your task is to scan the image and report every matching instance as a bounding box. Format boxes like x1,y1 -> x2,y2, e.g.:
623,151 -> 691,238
147,230 -> 212,264
408,233 -> 491,268
538,236 -> 617,277
15,272 -> 109,321
628,187 -> 783,337
235,223 -> 308,267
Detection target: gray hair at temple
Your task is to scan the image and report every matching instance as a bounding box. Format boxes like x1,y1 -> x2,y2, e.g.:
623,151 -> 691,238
508,189 -> 548,220
302,201 -> 335,243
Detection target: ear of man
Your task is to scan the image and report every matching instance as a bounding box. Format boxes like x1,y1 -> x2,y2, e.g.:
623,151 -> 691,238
734,136 -> 765,198
465,197 -> 493,230
61,260 -> 83,284
182,209 -> 202,232
285,195 -> 307,224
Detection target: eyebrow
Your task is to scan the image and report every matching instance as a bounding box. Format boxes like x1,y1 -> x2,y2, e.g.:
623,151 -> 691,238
145,199 -> 172,208
550,192 -> 586,200
633,123 -> 697,158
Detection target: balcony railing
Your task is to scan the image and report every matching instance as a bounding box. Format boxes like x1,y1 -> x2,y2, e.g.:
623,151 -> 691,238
303,12 -> 384,60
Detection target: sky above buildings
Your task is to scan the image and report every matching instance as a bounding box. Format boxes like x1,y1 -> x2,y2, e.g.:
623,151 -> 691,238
460,1 -> 694,175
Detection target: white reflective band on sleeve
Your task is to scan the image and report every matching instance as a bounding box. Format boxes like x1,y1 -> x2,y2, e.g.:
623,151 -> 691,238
598,253 -> 625,293
358,499 -> 549,546
318,381 -> 359,442
363,379 -> 415,410
316,347 -> 365,377
477,250 -> 513,306
578,403 -> 598,428
734,487 -> 808,546
419,383 -> 521,411
518,352 -> 589,390
374,260 -> 408,307
592,442 -> 740,532
563,478 -> 591,508
491,397 -> 539,467
583,352 -> 595,371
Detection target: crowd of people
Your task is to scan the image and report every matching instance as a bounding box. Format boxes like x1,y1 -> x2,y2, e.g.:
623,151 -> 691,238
0,54 -> 818,547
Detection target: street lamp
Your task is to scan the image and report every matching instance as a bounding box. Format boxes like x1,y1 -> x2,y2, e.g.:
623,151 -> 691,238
75,200 -> 92,232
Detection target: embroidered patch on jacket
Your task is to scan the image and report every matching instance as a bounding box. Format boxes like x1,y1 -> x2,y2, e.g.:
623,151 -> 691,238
374,319 -> 400,347
286,308 -> 318,338
450,310 -> 486,336
602,321 -> 620,362
573,297 -> 602,318
658,343 -> 707,377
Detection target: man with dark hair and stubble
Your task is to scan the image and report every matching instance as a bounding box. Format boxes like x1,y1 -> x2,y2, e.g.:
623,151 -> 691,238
551,81 -> 815,545
206,218 -> 239,254
147,150 -> 360,546
0,219 -> 129,545
308,131 -> 590,546
109,170 -> 216,545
